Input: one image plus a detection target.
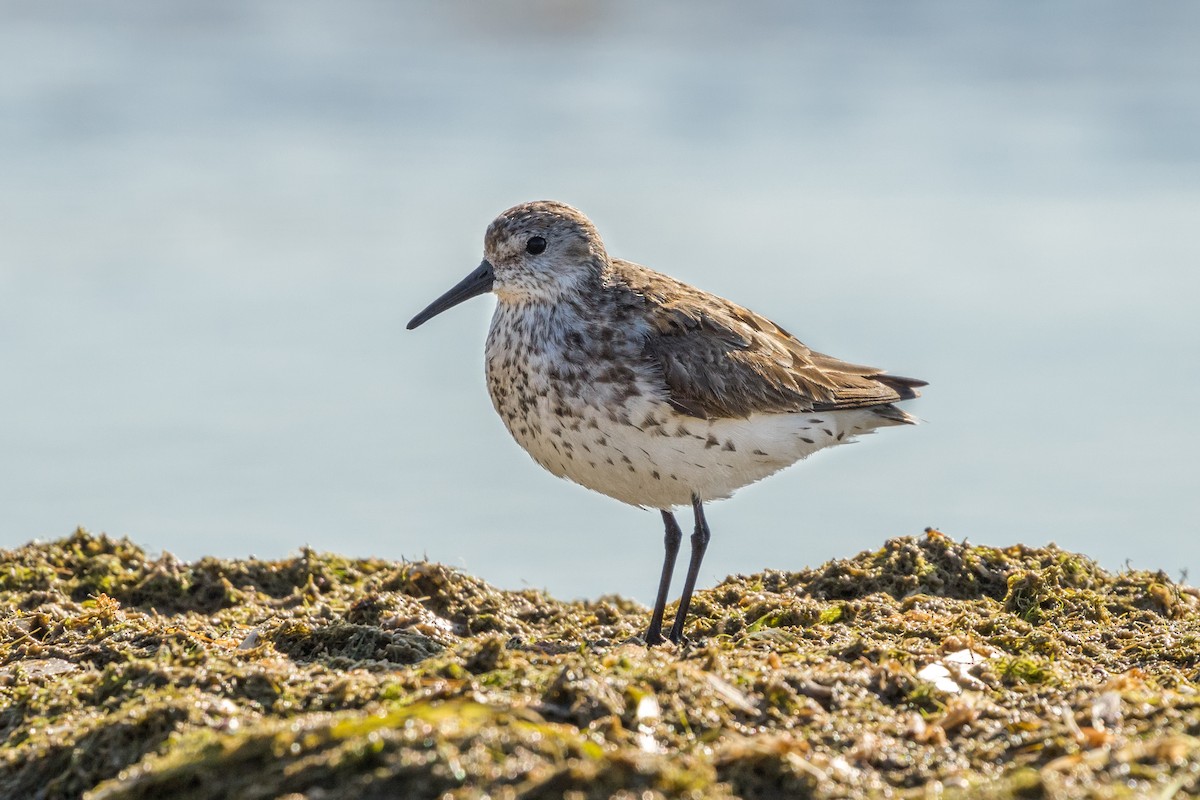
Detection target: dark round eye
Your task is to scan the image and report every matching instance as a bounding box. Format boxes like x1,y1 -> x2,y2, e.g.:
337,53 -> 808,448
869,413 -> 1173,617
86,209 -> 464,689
525,236 -> 547,255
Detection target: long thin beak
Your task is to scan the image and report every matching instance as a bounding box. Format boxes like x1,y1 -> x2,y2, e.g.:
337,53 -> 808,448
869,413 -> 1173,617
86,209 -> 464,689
406,260 -> 495,330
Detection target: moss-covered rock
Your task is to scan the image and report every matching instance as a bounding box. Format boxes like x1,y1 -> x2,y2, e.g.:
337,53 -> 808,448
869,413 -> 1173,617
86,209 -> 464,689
1,528 -> 1198,799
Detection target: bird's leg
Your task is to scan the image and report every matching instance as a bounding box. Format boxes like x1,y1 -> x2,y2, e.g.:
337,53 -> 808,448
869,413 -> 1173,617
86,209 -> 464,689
644,510 -> 683,645
667,494 -> 711,644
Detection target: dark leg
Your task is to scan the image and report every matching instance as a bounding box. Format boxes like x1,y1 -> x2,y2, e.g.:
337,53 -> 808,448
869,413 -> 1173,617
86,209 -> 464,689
668,495 -> 711,644
644,510 -> 683,645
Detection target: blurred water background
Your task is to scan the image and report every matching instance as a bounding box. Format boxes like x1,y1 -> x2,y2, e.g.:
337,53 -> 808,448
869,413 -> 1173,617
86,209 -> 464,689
2,1 -> 1198,602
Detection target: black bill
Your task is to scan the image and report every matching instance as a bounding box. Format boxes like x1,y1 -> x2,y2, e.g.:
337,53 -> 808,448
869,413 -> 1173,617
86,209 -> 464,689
406,259 -> 495,330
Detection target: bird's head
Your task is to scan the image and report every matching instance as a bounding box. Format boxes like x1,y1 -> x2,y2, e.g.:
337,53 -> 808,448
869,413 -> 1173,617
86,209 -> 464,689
407,200 -> 607,330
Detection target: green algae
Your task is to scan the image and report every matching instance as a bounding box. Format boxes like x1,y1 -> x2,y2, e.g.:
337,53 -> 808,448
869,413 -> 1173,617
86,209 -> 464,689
1,528 -> 1199,799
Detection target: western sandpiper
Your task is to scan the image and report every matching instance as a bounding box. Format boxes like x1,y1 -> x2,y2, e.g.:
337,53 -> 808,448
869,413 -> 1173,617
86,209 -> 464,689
408,201 -> 925,645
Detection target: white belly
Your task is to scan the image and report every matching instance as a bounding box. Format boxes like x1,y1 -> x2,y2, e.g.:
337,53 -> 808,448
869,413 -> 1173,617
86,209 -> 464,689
500,391 -> 889,509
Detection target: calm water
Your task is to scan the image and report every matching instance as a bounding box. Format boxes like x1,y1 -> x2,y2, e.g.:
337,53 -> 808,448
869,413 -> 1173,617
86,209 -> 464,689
2,1 -> 1198,601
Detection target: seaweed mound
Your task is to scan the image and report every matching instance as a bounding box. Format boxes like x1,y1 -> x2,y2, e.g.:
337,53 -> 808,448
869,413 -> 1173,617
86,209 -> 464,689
1,528 -> 1198,799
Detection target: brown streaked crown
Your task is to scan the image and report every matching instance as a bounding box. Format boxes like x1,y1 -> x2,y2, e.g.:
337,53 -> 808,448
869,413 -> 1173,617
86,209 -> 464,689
485,200 -> 604,256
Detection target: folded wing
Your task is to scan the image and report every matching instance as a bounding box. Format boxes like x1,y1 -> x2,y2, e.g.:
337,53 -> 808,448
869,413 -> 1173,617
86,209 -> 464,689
610,260 -> 926,420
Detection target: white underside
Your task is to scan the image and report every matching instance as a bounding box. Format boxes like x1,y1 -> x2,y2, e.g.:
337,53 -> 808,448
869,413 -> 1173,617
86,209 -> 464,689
507,394 -> 899,509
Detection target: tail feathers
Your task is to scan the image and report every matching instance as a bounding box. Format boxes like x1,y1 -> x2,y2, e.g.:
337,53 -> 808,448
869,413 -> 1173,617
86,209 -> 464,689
872,373 -> 926,426
875,374 -> 927,401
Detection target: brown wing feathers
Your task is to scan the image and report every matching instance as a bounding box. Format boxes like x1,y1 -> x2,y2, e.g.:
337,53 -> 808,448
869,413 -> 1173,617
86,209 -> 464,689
611,260 -> 925,420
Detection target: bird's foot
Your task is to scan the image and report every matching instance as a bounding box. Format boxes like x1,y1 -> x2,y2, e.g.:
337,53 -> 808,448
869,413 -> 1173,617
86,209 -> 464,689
642,622 -> 688,647
643,628 -> 667,646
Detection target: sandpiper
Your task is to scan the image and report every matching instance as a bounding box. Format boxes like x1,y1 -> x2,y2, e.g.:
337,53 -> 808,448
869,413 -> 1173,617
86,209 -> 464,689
408,201 -> 925,645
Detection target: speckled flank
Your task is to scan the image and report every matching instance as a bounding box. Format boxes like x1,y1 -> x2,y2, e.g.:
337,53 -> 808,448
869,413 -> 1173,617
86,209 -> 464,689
472,200 -> 925,510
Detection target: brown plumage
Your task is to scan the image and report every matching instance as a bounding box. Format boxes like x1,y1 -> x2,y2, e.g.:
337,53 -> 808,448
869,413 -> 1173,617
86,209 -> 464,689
607,259 -> 925,420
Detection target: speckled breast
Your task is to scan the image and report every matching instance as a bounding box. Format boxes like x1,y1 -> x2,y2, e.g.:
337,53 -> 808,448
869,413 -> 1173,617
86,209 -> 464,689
482,303 -> 845,509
